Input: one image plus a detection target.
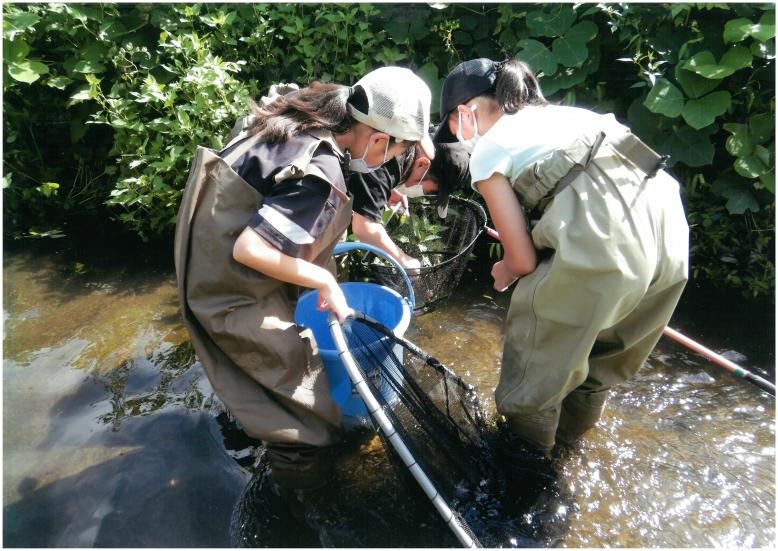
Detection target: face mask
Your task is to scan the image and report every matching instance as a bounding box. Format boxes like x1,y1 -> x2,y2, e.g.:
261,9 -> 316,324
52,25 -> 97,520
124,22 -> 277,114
456,104 -> 480,155
349,136 -> 390,174
395,162 -> 430,199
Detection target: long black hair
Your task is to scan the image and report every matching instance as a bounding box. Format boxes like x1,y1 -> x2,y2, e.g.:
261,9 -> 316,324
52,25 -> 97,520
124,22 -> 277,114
487,59 -> 547,114
247,82 -> 354,143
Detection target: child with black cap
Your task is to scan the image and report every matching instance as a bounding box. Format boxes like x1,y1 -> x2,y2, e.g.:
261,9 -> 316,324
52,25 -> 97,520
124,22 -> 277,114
436,58 -> 689,454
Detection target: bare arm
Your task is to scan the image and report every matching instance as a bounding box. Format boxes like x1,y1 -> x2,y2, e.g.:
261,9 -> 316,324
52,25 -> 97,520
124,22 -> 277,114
351,213 -> 421,270
232,227 -> 352,321
476,172 -> 537,290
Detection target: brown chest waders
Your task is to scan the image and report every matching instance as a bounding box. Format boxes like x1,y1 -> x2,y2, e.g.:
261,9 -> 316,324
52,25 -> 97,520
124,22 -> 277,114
495,125 -> 689,452
174,131 -> 352,449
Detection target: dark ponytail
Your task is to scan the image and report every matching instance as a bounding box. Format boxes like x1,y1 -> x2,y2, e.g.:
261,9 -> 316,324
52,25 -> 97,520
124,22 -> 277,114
247,82 -> 354,143
493,59 -> 547,114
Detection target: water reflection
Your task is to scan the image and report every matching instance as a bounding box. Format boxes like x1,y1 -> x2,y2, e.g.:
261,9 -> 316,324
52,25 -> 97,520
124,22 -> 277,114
3,245 -> 775,547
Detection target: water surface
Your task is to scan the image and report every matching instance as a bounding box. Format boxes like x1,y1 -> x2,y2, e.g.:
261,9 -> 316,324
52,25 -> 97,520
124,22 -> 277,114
3,244 -> 775,547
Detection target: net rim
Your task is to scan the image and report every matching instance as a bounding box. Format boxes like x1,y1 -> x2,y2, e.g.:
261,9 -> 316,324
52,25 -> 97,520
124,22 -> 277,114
382,195 -> 487,274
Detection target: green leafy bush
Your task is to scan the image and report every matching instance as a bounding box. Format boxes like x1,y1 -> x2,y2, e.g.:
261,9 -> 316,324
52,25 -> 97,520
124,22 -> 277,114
2,3 -> 774,298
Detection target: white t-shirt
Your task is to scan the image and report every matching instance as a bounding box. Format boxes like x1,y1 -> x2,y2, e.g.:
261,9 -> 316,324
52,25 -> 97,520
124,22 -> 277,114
469,105 -> 624,192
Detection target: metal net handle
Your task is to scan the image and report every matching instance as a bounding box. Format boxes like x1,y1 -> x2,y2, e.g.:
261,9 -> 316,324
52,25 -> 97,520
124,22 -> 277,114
328,312 -> 480,548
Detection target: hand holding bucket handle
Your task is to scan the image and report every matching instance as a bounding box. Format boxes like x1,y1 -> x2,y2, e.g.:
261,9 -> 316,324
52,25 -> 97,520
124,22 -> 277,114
333,242 -> 416,311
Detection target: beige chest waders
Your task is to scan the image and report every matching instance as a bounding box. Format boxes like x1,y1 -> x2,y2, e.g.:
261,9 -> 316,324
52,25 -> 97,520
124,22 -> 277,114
495,124 -> 689,451
174,133 -> 352,447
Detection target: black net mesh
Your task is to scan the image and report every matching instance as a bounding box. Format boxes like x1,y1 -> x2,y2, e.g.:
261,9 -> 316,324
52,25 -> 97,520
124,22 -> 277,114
337,315 -> 511,547
348,196 -> 486,313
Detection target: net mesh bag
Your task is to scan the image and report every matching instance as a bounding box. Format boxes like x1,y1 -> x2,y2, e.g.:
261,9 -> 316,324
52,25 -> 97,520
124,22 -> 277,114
350,196 -> 486,313
337,315 -> 516,547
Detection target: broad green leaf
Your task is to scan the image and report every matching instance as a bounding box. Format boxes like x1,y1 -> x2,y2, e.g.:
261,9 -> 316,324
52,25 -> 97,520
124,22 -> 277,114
540,66 -> 587,96
552,21 -> 598,68
754,144 -> 771,167
665,126 -> 715,167
682,91 -> 731,129
684,50 -> 735,79
759,171 -> 775,193
75,43 -> 108,74
68,5 -> 103,22
749,113 -> 774,143
177,109 -> 191,128
37,182 -> 60,197
734,154 -> 769,178
526,5 -> 576,38
46,75 -> 72,90
8,60 -> 48,83
751,39 -> 775,58
720,46 -> 752,71
99,18 -> 128,41
417,62 -> 442,114
2,173 -> 12,189
723,123 -> 755,157
3,39 -> 29,63
752,12 -> 776,42
723,18 -> 755,43
68,87 -> 91,105
724,188 -> 760,214
644,78 -> 684,118
626,98 -> 661,144
675,65 -> 720,99
3,12 -> 40,32
516,39 -> 557,76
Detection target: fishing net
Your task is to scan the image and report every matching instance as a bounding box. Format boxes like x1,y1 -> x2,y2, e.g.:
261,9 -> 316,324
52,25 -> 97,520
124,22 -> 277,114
350,196 -> 486,313
335,313 -> 514,547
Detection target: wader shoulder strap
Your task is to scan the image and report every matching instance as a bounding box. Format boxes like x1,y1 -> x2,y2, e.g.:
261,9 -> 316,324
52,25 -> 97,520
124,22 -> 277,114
223,115 -> 256,148
221,131 -> 264,167
274,137 -> 349,203
534,130 -> 669,218
551,131 -> 607,201
608,132 -> 669,179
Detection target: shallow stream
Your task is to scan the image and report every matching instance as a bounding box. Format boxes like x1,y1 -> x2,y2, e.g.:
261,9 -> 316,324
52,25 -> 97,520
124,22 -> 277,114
3,243 -> 775,547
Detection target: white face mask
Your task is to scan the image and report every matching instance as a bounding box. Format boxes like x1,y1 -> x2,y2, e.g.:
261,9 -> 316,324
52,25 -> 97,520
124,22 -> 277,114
456,104 -> 480,155
349,136 -> 390,174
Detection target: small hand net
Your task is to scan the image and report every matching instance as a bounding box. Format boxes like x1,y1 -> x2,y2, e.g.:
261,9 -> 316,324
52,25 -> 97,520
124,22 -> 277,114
351,196 -> 486,313
336,314 -> 511,547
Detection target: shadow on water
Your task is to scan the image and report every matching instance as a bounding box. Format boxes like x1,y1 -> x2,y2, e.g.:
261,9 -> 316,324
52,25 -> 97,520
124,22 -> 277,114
3,241 -> 775,547
4,411 -> 248,547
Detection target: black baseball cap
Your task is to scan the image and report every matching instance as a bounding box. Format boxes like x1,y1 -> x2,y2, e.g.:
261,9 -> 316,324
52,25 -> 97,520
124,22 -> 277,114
433,58 -> 500,144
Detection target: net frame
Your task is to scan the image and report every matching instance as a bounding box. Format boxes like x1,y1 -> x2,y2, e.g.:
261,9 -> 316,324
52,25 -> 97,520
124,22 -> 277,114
329,311 -> 515,547
368,196 -> 487,312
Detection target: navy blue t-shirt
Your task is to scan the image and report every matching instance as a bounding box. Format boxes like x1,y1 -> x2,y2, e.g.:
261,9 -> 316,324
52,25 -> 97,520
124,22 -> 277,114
220,133 -> 346,257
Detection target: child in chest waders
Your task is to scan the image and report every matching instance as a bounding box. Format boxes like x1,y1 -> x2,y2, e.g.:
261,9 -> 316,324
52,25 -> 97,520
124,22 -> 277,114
434,58 -> 689,455
173,67 -> 434,498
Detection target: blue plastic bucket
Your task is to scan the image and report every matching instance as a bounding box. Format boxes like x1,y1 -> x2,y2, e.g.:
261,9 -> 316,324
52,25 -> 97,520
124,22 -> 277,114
295,282 -> 411,428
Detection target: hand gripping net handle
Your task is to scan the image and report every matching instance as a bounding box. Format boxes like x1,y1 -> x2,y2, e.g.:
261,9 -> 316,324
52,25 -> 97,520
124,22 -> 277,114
333,242 -> 415,310
328,312 -> 479,548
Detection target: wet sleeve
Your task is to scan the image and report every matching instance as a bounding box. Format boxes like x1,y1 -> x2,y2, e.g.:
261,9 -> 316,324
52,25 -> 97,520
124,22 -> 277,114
349,158 -> 402,223
248,175 -> 336,258
469,140 -> 513,193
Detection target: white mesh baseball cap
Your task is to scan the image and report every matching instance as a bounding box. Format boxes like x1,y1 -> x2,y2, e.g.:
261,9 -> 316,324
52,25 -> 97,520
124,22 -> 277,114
348,66 -> 434,159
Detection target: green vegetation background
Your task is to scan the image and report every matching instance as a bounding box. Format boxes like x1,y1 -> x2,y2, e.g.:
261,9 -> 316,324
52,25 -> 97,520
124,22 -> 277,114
3,3 -> 775,298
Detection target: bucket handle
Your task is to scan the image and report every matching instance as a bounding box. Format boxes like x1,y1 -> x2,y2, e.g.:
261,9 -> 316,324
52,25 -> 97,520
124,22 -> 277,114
333,242 -> 416,311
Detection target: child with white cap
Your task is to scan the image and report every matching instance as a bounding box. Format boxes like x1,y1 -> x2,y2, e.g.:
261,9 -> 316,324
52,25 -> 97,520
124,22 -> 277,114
174,66 -> 433,498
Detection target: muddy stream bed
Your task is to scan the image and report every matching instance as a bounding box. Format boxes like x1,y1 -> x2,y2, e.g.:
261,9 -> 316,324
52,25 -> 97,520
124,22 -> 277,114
3,243 -> 774,547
